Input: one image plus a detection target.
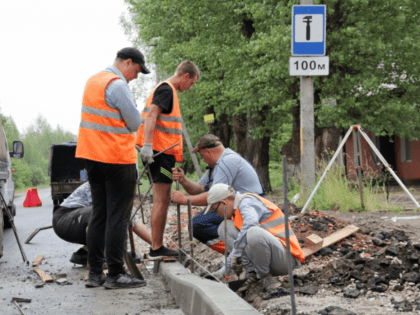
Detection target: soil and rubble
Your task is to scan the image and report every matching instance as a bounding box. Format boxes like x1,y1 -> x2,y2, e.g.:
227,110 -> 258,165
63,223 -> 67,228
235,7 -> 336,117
133,193 -> 420,315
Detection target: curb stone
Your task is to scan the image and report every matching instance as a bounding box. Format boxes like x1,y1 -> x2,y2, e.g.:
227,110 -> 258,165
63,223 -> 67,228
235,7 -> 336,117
160,262 -> 260,315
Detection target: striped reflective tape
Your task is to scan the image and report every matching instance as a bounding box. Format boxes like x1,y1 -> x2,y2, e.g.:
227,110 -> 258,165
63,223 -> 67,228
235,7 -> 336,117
80,121 -> 131,134
160,167 -> 172,179
82,106 -> 122,120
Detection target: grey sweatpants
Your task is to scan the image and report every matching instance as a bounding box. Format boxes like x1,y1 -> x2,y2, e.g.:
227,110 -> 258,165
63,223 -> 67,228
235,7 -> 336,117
218,220 -> 299,277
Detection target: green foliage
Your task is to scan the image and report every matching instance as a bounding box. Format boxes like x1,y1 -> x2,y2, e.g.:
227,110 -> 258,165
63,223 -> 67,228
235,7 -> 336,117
11,159 -> 33,190
1,113 -> 76,190
124,0 -> 420,147
289,157 -> 401,212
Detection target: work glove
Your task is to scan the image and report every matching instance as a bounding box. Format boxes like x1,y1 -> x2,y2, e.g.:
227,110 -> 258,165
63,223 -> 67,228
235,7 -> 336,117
231,256 -> 243,275
140,143 -> 154,164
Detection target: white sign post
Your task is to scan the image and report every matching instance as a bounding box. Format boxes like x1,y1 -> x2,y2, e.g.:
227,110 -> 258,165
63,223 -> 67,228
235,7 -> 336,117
290,3 -> 328,195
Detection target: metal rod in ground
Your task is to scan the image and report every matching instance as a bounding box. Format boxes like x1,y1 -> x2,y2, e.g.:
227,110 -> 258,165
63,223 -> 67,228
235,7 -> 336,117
283,156 -> 297,315
301,126 -> 354,213
0,191 -> 27,263
359,128 -> 420,209
224,204 -> 228,283
353,128 -> 365,210
176,180 -> 182,262
187,199 -> 194,273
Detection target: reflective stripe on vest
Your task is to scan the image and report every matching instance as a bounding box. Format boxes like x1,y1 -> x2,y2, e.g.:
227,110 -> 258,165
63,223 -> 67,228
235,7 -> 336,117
136,81 -> 183,162
233,193 -> 305,263
75,71 -> 137,164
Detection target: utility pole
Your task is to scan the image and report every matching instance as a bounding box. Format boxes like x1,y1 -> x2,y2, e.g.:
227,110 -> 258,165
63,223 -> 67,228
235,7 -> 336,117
300,0 -> 315,194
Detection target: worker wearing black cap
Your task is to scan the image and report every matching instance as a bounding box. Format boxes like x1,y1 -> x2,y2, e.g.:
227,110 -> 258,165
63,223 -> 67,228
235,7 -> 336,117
76,47 -> 150,289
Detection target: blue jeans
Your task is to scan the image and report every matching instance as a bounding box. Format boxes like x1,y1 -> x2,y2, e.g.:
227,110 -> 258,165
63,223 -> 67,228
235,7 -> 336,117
192,212 -> 223,243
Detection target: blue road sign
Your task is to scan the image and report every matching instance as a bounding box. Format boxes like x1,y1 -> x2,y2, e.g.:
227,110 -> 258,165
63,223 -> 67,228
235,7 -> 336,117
292,5 -> 326,56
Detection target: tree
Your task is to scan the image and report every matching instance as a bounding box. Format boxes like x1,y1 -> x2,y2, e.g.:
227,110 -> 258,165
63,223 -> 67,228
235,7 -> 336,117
124,0 -> 420,189
283,0 -> 420,172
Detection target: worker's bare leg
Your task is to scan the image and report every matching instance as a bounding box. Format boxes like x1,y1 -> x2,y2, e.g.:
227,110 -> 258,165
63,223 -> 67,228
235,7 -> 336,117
150,182 -> 172,250
133,221 -> 152,245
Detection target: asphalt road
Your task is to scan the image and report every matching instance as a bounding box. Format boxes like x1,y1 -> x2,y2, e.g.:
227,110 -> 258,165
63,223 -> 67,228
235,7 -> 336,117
0,187 -> 183,315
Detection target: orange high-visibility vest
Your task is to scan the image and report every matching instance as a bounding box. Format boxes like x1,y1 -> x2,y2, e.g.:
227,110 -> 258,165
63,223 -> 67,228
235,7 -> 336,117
206,238 -> 225,255
136,81 -> 183,162
233,193 -> 305,263
76,71 -> 137,164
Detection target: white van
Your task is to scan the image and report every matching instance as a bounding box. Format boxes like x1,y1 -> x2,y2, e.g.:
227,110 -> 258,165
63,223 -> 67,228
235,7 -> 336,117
0,116 -> 24,258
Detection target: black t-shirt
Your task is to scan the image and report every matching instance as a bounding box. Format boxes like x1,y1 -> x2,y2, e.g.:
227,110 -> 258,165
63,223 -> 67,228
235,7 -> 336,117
151,83 -> 173,114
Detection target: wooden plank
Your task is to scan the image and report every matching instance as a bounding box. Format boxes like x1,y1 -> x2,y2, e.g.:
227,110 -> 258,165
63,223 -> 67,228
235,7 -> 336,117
32,255 -> 44,267
303,224 -> 359,258
33,267 -> 53,283
303,234 -> 323,251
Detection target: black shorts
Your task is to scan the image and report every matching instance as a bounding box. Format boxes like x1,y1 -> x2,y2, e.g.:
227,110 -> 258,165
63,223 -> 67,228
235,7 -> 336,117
143,151 -> 175,184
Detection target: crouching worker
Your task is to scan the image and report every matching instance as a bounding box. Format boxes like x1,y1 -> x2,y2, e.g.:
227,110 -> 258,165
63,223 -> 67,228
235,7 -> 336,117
204,184 -> 305,292
53,182 -> 152,266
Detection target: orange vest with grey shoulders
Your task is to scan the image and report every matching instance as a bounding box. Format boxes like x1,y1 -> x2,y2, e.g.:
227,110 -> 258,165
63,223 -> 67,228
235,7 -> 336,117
76,71 -> 137,164
136,81 -> 183,162
233,193 -> 305,263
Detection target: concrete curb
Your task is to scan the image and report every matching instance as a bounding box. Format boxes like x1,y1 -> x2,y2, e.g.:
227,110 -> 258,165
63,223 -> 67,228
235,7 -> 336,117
160,262 -> 260,315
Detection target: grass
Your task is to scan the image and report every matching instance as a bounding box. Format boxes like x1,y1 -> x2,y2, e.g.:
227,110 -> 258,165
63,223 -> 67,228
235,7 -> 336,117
269,158 -> 403,213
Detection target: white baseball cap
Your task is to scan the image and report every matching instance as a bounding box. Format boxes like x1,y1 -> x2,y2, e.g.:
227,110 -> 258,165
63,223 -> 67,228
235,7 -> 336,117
203,184 -> 234,215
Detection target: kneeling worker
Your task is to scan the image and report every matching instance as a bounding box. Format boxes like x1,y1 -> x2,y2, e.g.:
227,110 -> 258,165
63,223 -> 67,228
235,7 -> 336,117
204,184 -> 305,292
53,182 -> 151,266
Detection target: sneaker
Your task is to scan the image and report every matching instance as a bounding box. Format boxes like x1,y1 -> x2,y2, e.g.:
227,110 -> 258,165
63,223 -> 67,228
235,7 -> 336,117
103,272 -> 147,289
70,250 -> 88,265
85,271 -> 106,288
237,272 -> 258,292
260,274 -> 281,292
148,246 -> 179,261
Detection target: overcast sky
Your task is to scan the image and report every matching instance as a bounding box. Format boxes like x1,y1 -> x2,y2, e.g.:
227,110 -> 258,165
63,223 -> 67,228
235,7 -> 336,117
0,0 -> 155,136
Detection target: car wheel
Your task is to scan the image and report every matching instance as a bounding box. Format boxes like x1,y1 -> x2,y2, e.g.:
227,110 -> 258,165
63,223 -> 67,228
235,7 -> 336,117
3,214 -> 12,229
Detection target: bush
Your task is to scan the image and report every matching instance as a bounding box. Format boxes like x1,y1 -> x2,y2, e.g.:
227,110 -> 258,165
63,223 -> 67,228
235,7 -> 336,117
11,159 -> 33,190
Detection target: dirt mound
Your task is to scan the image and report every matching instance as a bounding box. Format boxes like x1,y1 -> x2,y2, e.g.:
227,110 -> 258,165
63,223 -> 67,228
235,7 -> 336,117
132,195 -> 420,314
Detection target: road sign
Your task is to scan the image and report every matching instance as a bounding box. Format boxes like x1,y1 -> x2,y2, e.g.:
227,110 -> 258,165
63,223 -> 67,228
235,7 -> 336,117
292,5 -> 326,56
289,56 -> 329,76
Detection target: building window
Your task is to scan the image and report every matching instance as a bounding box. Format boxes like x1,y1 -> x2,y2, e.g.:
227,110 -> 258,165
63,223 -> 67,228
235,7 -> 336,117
401,138 -> 412,163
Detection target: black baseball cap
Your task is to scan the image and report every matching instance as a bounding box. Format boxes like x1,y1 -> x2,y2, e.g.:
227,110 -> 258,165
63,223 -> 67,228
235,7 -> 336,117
117,47 -> 151,74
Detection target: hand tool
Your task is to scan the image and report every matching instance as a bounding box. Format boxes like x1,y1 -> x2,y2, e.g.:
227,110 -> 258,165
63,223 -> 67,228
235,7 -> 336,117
0,191 -> 27,263
123,250 -> 144,280
131,142 -> 180,223
24,225 -> 53,244
128,221 -> 142,264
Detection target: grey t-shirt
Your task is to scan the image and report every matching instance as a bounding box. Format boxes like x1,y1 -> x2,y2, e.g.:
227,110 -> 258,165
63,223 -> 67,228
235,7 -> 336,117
60,182 -> 139,224
198,148 -> 264,195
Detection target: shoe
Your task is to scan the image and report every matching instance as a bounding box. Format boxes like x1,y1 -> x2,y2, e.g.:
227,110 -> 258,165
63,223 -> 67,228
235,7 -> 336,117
70,250 -> 88,265
103,272 -> 147,289
148,246 -> 179,261
260,274 -> 281,292
237,272 -> 259,292
85,271 -> 106,288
